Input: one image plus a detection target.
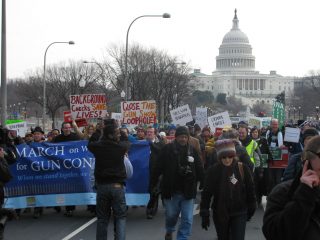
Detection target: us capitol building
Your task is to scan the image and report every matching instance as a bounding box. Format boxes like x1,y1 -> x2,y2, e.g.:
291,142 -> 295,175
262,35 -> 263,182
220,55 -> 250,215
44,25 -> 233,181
192,9 -> 295,107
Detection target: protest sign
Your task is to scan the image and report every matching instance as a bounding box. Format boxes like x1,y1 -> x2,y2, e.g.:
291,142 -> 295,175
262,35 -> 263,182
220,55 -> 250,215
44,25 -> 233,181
6,120 -> 28,137
70,94 -> 107,119
111,112 -> 122,126
170,105 -> 193,126
284,127 -> 301,143
121,100 -> 157,125
63,111 -> 72,123
207,111 -> 232,131
195,107 -> 208,129
4,140 -> 151,208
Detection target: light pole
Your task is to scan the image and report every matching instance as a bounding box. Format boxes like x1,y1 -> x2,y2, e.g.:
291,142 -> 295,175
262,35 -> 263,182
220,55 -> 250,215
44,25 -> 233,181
316,106 -> 319,121
43,41 -> 74,131
293,107 -> 296,121
298,106 -> 301,120
83,60 -> 119,92
124,13 -> 170,100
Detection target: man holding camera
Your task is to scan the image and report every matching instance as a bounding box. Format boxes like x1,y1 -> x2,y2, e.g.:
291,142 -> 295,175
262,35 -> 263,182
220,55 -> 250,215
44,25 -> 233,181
150,126 -> 204,240
0,127 -> 17,240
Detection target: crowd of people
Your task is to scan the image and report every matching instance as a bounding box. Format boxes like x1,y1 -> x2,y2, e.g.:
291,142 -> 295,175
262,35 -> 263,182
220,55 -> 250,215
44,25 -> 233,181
0,117 -> 320,239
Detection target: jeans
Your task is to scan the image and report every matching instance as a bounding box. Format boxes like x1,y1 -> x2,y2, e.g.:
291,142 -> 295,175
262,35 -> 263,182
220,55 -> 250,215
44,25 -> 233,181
96,183 -> 127,240
214,213 -> 247,240
163,194 -> 194,240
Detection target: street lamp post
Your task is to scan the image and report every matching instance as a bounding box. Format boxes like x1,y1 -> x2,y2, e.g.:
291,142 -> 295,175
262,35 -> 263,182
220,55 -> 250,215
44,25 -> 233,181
298,106 -> 301,120
316,106 -> 319,121
124,13 -> 170,101
83,61 -> 119,92
43,41 -> 74,131
293,107 -> 296,121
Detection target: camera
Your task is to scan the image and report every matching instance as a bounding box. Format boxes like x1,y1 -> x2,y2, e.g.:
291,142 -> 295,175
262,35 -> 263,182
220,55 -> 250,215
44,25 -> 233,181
178,165 -> 192,176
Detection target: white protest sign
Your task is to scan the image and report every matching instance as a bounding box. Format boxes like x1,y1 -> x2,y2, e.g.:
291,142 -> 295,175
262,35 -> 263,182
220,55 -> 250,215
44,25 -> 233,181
70,94 -> 107,119
195,107 -> 208,129
111,112 -> 123,126
170,105 -> 193,126
284,127 -> 301,143
207,111 -> 232,131
121,100 -> 157,125
6,121 -> 28,137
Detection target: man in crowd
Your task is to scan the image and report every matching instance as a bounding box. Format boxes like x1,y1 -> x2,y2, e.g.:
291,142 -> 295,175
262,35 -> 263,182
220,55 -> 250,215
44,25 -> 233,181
52,122 -> 81,216
150,126 -> 204,240
88,119 -> 127,240
31,126 -> 45,219
265,119 -> 285,192
145,126 -> 165,219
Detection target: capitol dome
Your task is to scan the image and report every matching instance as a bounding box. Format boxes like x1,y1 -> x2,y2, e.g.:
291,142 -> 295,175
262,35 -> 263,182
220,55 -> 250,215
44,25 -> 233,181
216,9 -> 255,71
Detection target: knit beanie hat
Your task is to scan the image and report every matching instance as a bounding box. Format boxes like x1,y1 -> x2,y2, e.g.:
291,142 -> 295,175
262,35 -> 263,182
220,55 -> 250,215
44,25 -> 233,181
215,139 -> 236,160
303,135 -> 320,161
32,126 -> 44,134
175,126 -> 190,137
302,128 -> 319,141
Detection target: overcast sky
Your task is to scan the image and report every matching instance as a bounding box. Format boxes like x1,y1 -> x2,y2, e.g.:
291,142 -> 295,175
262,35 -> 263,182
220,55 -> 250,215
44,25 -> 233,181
5,0 -> 320,79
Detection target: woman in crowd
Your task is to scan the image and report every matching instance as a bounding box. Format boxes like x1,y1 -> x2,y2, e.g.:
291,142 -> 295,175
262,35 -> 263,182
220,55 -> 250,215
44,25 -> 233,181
200,139 -> 256,240
250,126 -> 272,206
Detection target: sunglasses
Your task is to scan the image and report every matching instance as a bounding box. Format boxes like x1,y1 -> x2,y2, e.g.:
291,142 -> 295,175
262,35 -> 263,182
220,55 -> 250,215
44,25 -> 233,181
222,155 -> 235,159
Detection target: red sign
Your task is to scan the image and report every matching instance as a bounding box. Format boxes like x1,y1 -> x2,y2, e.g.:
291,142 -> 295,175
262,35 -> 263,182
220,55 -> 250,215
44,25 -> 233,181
75,118 -> 88,127
64,111 -> 72,123
268,147 -> 289,169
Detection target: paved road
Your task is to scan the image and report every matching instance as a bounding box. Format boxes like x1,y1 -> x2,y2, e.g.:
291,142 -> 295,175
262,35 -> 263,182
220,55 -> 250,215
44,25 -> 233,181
5,202 -> 266,240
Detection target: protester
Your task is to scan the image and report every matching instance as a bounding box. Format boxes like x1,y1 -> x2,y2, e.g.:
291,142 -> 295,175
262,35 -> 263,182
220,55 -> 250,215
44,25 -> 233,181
282,128 -> 319,181
150,126 -> 204,240
200,139 -> 256,240
265,119 -> 285,193
145,126 -> 165,219
263,135 -> 320,240
52,122 -> 81,217
218,129 -> 254,172
250,126 -> 273,206
88,119 -> 127,240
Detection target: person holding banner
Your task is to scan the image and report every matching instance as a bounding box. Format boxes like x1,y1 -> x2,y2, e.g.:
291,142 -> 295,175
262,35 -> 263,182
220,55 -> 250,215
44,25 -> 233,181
150,126 -> 204,240
88,119 -> 127,240
52,122 -> 81,217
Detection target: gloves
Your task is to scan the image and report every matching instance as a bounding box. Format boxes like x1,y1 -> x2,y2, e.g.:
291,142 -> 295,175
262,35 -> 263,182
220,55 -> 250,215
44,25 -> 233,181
201,215 -> 210,230
247,207 -> 256,221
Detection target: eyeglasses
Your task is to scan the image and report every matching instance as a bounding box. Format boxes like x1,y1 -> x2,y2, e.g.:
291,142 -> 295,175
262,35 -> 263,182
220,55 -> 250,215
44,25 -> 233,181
307,150 -> 320,158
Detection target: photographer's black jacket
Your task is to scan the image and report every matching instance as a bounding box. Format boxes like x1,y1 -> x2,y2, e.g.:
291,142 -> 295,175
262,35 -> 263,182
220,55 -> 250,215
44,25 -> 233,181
88,139 -> 127,185
150,141 -> 204,200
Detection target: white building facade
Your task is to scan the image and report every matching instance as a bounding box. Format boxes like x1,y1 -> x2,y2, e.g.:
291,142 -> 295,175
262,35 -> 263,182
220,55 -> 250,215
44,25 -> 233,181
192,9 -> 295,107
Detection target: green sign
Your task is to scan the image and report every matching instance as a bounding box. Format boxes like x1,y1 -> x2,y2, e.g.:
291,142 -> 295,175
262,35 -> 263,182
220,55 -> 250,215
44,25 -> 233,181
270,148 -> 282,160
272,102 -> 285,129
6,119 -> 24,124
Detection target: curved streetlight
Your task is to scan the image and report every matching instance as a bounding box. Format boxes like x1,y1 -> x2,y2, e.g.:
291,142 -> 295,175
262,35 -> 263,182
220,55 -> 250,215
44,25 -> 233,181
124,13 -> 171,100
83,60 -> 119,93
43,41 -> 74,131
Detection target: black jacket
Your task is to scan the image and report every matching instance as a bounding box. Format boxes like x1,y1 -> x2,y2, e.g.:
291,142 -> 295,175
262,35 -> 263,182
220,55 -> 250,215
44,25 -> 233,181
150,141 -> 204,200
52,132 -> 81,142
200,161 -> 256,219
263,173 -> 320,240
88,139 -> 127,185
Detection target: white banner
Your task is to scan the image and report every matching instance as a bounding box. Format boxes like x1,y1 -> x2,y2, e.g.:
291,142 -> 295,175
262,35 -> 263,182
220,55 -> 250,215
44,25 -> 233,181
111,112 -> 123,126
207,111 -> 232,131
6,121 -> 28,137
121,100 -> 157,125
170,105 -> 193,126
70,94 -> 107,119
284,127 -> 301,143
195,107 -> 208,129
